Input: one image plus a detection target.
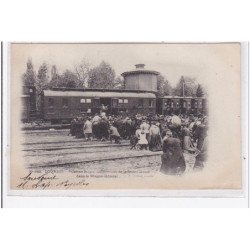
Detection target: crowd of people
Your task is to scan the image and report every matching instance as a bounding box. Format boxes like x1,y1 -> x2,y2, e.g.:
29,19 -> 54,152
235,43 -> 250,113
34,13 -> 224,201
68,111 -> 208,175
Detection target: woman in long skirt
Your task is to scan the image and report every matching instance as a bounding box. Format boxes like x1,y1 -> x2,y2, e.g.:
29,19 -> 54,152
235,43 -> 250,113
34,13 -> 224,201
194,133 -> 208,170
149,122 -> 162,151
160,130 -> 186,175
182,126 -> 196,153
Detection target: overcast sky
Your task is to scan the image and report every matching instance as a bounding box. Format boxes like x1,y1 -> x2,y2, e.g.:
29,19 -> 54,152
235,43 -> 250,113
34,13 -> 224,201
12,43 -> 239,87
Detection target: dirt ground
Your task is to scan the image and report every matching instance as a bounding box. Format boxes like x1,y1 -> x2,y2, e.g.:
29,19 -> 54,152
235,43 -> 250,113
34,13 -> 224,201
22,129 -> 196,174
10,130 -> 203,190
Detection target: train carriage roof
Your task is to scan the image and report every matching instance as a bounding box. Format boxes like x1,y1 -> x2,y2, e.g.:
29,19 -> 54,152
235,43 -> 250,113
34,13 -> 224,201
161,96 -> 205,99
43,90 -> 156,99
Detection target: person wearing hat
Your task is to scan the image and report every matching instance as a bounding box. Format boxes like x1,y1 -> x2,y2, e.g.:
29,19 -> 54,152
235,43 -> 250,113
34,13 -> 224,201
109,123 -> 121,144
160,130 -> 186,175
130,126 -> 139,150
99,117 -> 109,141
92,113 -> 101,139
169,111 -> 182,139
194,128 -> 208,170
140,119 -> 150,143
83,117 -> 93,141
149,121 -> 162,151
137,127 -> 148,150
181,125 -> 195,153
194,117 -> 208,151
188,115 -> 196,131
68,118 -> 77,136
75,117 -> 84,139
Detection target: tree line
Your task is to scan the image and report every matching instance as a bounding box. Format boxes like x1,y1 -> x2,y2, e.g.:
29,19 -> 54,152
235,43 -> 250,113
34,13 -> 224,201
157,75 -> 205,98
23,58 -> 206,111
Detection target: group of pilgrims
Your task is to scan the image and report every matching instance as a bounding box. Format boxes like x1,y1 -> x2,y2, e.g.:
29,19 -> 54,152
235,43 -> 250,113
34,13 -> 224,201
69,111 -> 208,175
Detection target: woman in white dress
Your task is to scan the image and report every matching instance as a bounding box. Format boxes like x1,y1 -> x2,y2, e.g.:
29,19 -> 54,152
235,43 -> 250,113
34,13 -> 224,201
137,128 -> 148,150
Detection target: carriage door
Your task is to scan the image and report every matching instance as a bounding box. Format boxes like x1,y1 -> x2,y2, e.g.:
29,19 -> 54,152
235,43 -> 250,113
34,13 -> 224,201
112,98 -> 118,115
92,98 -> 100,115
182,99 -> 186,114
48,97 -> 55,115
100,98 -> 112,114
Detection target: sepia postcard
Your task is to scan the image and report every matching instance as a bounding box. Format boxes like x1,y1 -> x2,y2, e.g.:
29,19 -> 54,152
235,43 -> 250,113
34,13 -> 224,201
6,42 -> 246,196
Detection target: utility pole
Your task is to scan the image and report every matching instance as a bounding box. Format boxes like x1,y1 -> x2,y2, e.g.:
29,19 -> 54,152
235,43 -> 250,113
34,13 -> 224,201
181,76 -> 185,97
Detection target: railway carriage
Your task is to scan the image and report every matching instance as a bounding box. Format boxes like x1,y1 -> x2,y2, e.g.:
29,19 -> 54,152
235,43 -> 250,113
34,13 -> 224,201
42,88 -> 156,123
157,96 -> 206,115
42,88 -> 206,123
22,64 -> 207,123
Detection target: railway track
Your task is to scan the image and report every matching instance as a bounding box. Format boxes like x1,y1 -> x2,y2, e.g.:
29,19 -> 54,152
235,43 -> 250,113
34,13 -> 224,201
22,129 -> 69,134
23,135 -> 163,170
23,143 -> 130,157
28,151 -> 162,168
23,142 -> 130,152
22,138 -> 94,146
22,138 -> 130,146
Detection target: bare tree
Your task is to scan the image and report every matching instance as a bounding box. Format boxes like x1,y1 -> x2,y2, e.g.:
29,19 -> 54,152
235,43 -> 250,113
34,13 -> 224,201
74,59 -> 92,88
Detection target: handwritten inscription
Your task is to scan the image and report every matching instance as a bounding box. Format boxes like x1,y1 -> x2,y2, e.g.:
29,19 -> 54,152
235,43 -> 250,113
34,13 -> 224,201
16,168 -> 154,190
17,171 -> 89,190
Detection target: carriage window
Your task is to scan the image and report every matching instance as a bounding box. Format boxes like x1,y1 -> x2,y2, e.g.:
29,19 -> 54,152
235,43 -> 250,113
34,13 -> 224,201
118,99 -> 123,103
80,99 -> 86,103
48,98 -> 54,108
149,99 -> 154,107
86,99 -> 91,103
183,102 -> 186,108
62,98 -> 69,108
124,99 -> 128,104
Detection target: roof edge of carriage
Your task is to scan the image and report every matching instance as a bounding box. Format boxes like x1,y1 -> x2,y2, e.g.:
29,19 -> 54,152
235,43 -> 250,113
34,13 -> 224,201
42,88 -> 206,99
44,87 -> 157,94
160,95 -> 206,99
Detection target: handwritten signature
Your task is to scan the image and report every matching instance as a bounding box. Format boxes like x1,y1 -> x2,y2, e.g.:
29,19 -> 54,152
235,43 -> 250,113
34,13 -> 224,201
17,171 -> 89,190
